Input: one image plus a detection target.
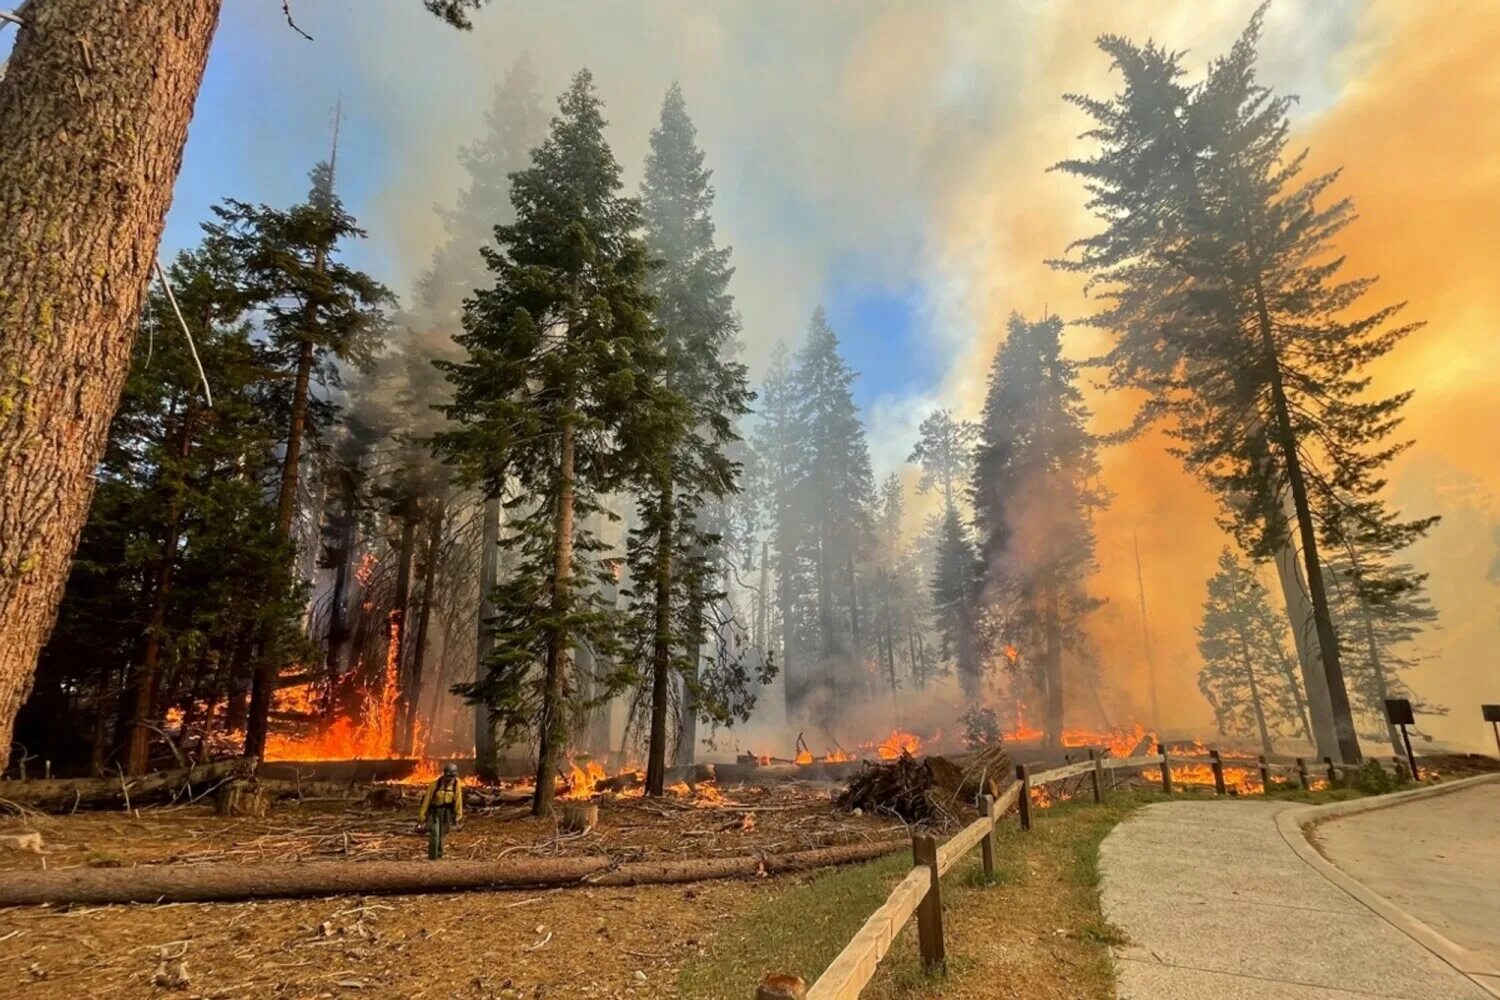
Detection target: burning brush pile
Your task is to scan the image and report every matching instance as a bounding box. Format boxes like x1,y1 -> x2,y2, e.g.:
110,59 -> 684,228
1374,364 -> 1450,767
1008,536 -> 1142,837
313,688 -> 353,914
836,744 -> 1010,827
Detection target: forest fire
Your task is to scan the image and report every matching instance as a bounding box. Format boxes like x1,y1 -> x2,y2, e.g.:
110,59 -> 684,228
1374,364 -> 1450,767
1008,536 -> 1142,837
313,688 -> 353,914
560,755 -> 611,799
867,729 -> 923,760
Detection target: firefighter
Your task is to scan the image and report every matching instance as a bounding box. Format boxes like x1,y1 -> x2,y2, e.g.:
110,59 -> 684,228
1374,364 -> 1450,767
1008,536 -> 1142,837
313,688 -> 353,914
416,762 -> 464,860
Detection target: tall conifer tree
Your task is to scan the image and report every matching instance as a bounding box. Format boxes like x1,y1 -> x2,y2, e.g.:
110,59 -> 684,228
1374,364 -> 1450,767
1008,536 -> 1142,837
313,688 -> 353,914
440,70 -> 676,817
972,314 -> 1106,746
629,83 -> 753,790
1053,8 -> 1432,761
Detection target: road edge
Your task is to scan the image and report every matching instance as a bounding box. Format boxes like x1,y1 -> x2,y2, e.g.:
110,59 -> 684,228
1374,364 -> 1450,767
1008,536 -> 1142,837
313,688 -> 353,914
1276,772 -> 1500,995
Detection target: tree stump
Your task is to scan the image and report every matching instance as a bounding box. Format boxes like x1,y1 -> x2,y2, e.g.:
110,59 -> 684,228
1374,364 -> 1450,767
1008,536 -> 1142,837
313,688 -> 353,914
216,781 -> 270,818
560,801 -> 598,833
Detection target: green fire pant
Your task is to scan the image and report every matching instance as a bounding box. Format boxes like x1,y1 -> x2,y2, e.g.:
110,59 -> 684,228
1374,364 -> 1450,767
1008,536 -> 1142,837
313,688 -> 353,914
426,805 -> 455,860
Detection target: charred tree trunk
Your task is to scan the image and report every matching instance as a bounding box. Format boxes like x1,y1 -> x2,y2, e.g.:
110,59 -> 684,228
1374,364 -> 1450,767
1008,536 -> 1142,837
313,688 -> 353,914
473,496 -> 500,779
0,0 -> 224,771
324,481 -> 357,682
645,475 -> 675,796
126,407 -> 195,774
400,502 -> 444,756
532,418 -> 575,818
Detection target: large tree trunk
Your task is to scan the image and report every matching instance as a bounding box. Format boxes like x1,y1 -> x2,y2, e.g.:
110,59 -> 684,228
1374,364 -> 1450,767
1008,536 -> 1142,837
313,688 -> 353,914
400,502 -> 444,756
323,480 -> 357,682
645,476 -> 674,796
0,837 -> 904,907
1272,543 -> 1328,748
675,572 -> 703,767
473,496 -> 500,778
126,407 -> 194,774
1236,174 -> 1360,764
0,0 -> 223,771
1238,630 -> 1275,757
1359,608 -> 1402,756
532,418 -> 575,818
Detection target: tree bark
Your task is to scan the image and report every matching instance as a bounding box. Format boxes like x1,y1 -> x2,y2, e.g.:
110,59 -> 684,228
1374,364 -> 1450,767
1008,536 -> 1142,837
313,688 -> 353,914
126,406 -> 194,774
675,574 -> 702,766
0,836 -> 904,906
1234,171 -> 1360,764
645,475 -> 674,796
1043,589 -> 1064,748
474,496 -> 500,778
1238,629 -> 1275,757
0,0 -> 223,771
245,336 -> 317,758
400,502 -> 444,756
532,417 -> 575,818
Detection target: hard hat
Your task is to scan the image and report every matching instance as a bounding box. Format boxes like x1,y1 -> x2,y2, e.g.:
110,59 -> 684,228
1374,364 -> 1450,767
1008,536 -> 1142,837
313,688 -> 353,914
442,762 -> 459,777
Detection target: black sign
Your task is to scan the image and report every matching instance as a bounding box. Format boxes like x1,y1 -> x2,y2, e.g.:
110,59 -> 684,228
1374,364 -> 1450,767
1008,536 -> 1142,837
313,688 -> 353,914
1384,698 -> 1415,725
1483,704 -> 1500,723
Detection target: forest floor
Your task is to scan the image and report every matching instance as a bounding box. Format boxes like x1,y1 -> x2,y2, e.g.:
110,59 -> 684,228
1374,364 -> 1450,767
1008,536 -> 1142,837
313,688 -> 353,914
0,779 -> 903,998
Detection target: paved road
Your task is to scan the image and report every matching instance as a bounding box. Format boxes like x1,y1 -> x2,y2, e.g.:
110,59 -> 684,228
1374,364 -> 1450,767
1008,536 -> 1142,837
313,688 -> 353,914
1099,799 -> 1491,999
1316,781 -> 1500,985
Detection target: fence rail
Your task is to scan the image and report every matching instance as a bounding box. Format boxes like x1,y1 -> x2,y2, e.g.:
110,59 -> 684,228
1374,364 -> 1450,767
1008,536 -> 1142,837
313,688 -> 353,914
755,747 -> 1411,1000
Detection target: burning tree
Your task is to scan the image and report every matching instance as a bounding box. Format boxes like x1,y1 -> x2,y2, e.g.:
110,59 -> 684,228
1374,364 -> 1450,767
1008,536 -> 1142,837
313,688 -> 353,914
972,313 -> 1107,748
1196,548 -> 1311,755
203,156 -> 392,760
439,71 -> 678,817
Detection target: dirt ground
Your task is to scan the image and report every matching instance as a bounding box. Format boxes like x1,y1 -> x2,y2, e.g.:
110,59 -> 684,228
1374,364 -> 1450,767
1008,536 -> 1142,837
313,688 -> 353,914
0,780 -> 903,998
0,780 -> 899,872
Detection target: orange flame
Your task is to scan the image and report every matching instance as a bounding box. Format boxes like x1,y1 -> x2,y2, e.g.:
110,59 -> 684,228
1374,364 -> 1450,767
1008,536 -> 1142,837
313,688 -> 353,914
869,729 -> 923,760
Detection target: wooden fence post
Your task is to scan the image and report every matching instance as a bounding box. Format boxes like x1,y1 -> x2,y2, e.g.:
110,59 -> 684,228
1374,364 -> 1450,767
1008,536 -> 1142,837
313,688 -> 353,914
1257,754 -> 1271,792
1088,749 -> 1105,804
979,794 -> 996,877
1295,757 -> 1309,790
1015,764 -> 1032,832
1209,749 -> 1226,795
1157,743 -> 1174,794
1323,756 -> 1337,785
756,973 -> 807,999
912,832 -> 946,971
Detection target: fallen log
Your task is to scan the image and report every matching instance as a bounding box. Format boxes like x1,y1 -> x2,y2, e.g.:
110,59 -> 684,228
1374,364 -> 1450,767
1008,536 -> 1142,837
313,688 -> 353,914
0,758 -> 255,811
0,838 -> 907,907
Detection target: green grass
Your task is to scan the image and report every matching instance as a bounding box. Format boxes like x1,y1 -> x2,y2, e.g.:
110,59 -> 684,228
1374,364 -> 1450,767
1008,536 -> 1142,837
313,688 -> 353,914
675,850 -> 915,999
679,782 -> 1377,1000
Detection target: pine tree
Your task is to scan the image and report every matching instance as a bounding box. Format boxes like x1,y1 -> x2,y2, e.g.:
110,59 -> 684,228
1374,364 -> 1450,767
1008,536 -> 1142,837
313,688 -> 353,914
1196,548 -> 1308,754
972,314 -> 1106,747
754,341 -> 814,717
793,309 -> 876,721
439,70 -> 676,817
204,157 -> 391,759
1321,497 -> 1441,754
1053,8 -> 1432,762
627,83 -> 753,790
930,506 -> 983,701
25,246 -> 301,773
0,0 -> 496,772
909,409 -> 978,514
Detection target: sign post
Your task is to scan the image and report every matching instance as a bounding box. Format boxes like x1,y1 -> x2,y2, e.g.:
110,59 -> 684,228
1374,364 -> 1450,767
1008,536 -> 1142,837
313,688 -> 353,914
1385,698 -> 1419,781
1483,705 -> 1500,759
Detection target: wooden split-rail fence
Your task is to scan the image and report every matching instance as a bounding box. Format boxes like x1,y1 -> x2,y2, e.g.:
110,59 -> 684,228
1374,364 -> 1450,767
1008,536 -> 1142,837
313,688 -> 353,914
755,745 -> 1413,1000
